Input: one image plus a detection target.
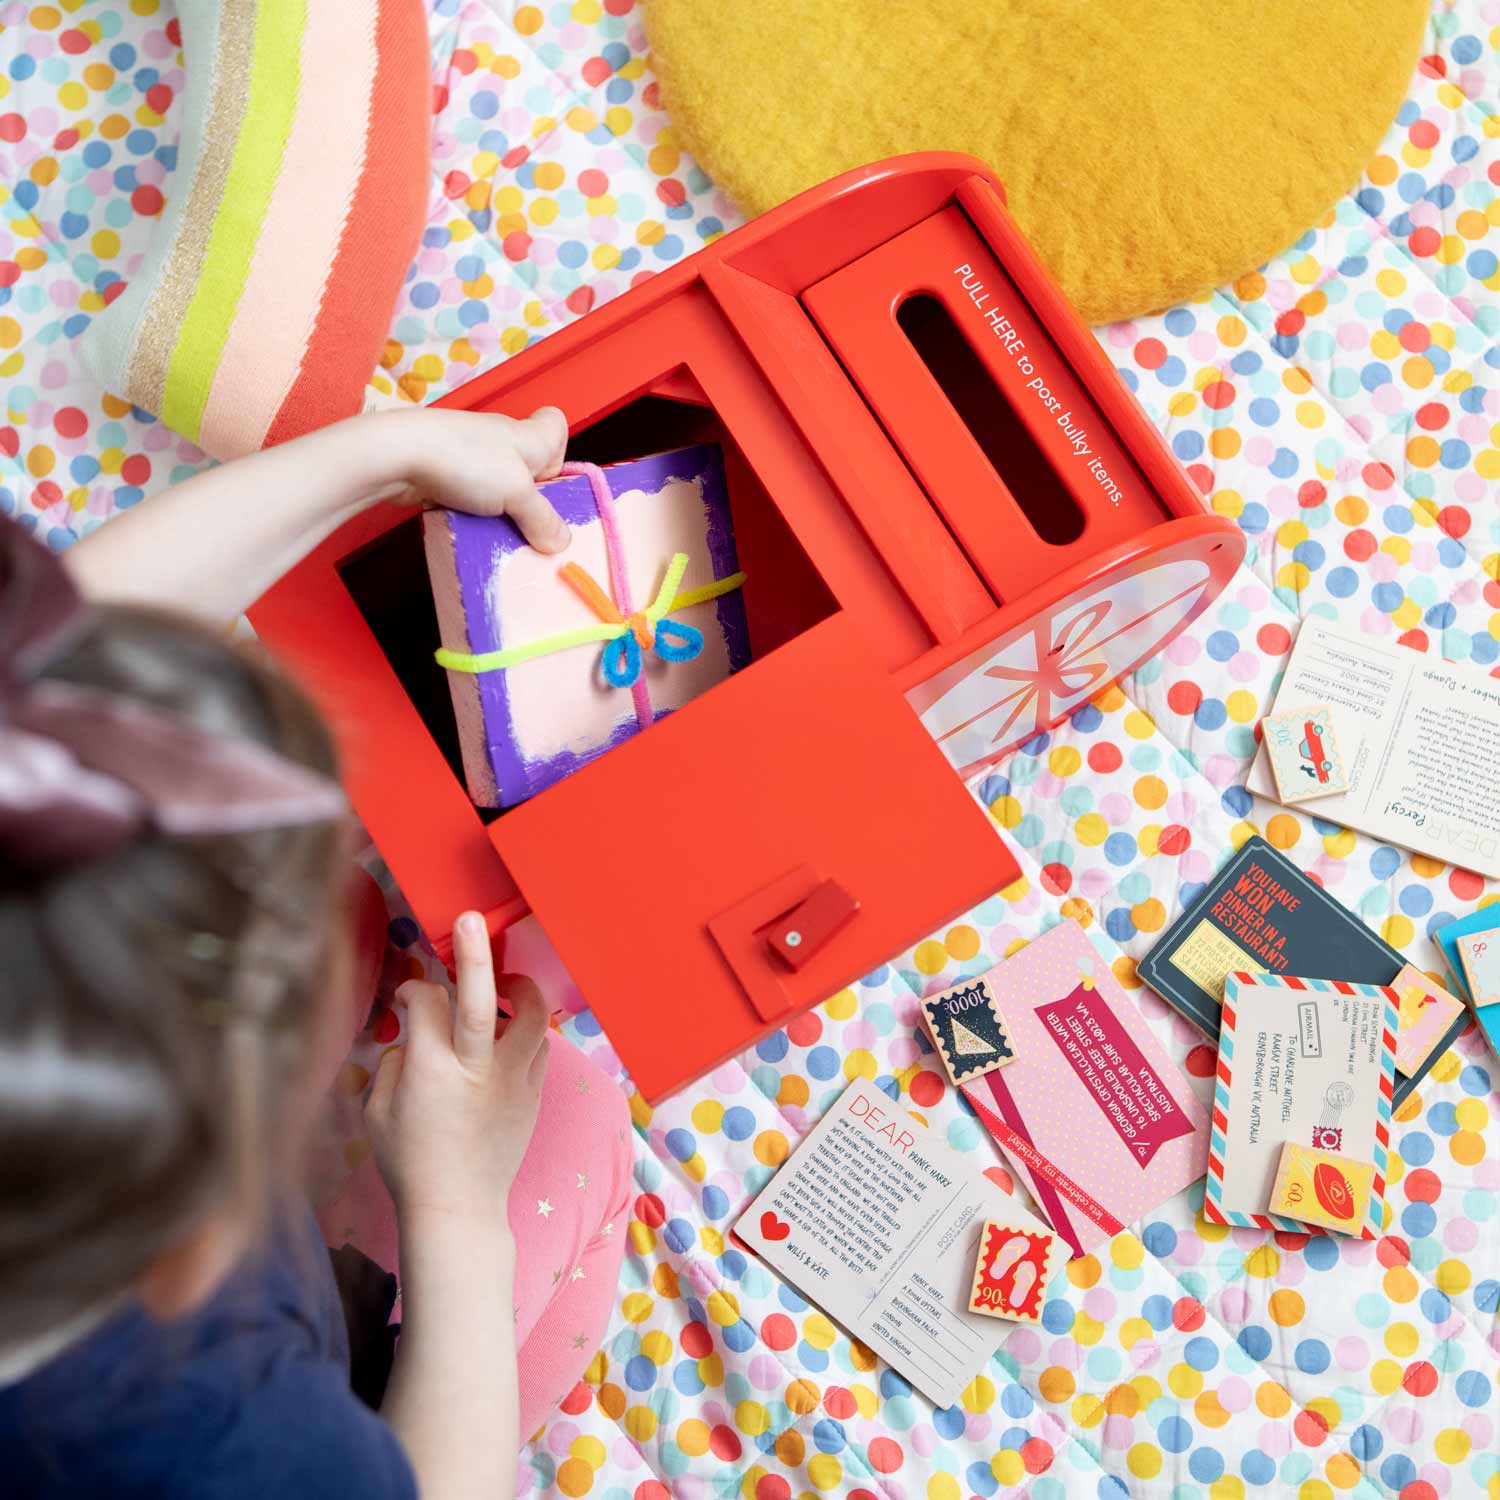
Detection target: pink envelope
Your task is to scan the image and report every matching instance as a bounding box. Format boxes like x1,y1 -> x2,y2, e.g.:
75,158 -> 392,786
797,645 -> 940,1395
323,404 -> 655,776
959,919 -> 1210,1257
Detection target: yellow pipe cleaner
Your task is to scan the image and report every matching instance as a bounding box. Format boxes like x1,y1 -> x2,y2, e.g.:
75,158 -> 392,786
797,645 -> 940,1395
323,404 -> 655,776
434,554 -> 747,675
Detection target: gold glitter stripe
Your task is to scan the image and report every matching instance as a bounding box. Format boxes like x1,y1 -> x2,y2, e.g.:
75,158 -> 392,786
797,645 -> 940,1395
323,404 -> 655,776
125,0 -> 259,415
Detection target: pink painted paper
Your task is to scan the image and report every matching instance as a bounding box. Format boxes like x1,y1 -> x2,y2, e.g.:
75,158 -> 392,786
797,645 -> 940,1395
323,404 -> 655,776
960,919 -> 1209,1257
427,445 -> 749,808
494,474 -> 735,762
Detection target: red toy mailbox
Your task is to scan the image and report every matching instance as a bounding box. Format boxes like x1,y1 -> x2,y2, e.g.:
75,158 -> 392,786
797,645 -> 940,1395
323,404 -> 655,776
250,153 -> 1243,1102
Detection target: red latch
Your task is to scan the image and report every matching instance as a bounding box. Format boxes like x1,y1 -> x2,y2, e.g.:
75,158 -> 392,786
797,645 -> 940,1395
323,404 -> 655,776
765,881 -> 860,970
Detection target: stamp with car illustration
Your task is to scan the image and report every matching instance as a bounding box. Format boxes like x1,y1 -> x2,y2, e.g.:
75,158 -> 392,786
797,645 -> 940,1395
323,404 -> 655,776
1262,703 -> 1348,804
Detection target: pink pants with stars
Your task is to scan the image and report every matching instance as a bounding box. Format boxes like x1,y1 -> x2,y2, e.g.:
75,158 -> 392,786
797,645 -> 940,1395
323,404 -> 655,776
506,1034 -> 633,1435
322,1032 -> 633,1439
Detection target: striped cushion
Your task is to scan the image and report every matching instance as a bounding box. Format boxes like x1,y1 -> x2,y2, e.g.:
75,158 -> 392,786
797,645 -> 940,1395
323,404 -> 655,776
81,0 -> 430,460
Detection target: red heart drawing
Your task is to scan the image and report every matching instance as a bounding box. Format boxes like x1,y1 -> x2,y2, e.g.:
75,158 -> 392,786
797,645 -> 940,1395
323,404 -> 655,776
760,1211 -> 792,1242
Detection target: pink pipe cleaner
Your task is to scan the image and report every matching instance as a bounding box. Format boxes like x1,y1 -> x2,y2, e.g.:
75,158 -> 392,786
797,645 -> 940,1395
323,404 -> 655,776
558,460 -> 654,731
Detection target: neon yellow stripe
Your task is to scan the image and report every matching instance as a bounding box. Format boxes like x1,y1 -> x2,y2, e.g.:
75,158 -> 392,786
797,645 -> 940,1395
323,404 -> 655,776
435,570 -> 748,676
161,0 -> 306,439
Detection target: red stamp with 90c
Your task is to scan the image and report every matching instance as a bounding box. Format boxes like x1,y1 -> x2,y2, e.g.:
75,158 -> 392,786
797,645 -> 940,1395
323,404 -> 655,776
967,1220 -> 1064,1324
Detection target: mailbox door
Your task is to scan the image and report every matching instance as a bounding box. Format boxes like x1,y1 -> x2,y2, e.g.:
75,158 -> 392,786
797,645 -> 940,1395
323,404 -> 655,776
490,613 -> 1019,1102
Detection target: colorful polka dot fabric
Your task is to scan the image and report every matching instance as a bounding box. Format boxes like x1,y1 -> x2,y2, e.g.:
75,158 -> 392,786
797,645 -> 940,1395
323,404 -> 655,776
0,0 -> 734,542
8,0 -> 1500,1497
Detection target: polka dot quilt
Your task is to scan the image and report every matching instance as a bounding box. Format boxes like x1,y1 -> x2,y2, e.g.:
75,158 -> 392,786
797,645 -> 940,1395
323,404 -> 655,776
5,1 -> 1500,1498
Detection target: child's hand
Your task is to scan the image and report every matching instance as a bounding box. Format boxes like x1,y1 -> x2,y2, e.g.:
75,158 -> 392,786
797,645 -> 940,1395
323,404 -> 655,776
366,910 -> 550,1228
364,404 -> 572,554
65,403 -> 572,630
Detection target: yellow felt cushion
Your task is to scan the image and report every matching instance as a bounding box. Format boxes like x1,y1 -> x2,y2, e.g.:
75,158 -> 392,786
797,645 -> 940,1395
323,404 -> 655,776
644,0 -> 1428,323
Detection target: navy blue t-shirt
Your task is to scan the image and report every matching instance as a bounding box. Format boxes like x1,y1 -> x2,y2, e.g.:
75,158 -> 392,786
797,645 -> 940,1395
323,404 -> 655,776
0,1209 -> 417,1499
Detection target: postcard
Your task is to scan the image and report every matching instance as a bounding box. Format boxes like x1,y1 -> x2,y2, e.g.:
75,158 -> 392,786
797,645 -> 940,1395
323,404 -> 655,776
1138,836 -> 1452,1106
957,919 -> 1209,1258
1245,620 -> 1500,878
1204,973 -> 1395,1239
734,1079 -> 1058,1408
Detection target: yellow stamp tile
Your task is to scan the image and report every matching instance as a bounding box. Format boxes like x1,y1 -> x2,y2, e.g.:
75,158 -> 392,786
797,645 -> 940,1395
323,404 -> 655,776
1268,1142 -> 1376,1235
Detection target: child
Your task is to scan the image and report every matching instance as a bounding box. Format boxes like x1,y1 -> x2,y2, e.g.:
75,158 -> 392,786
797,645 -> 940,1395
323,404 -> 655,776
0,407 -> 633,1498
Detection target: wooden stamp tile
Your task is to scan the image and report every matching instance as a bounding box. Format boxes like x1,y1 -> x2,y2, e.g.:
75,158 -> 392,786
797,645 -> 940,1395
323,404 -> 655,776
1268,1142 -> 1376,1235
1458,931 -> 1500,1009
1391,964 -> 1465,1077
1262,704 -> 1348,804
968,1219 -> 1065,1323
920,975 -> 1017,1086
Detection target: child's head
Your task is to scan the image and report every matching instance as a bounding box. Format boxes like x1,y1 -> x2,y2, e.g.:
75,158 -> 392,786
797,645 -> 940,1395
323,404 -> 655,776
1,521 -> 346,1348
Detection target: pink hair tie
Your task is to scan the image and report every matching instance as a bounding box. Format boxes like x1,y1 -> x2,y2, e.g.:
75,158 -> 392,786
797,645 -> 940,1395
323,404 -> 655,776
0,517 -> 346,873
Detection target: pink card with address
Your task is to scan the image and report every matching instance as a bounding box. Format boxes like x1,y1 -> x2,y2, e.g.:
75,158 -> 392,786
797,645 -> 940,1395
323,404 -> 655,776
960,919 -> 1210,1256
